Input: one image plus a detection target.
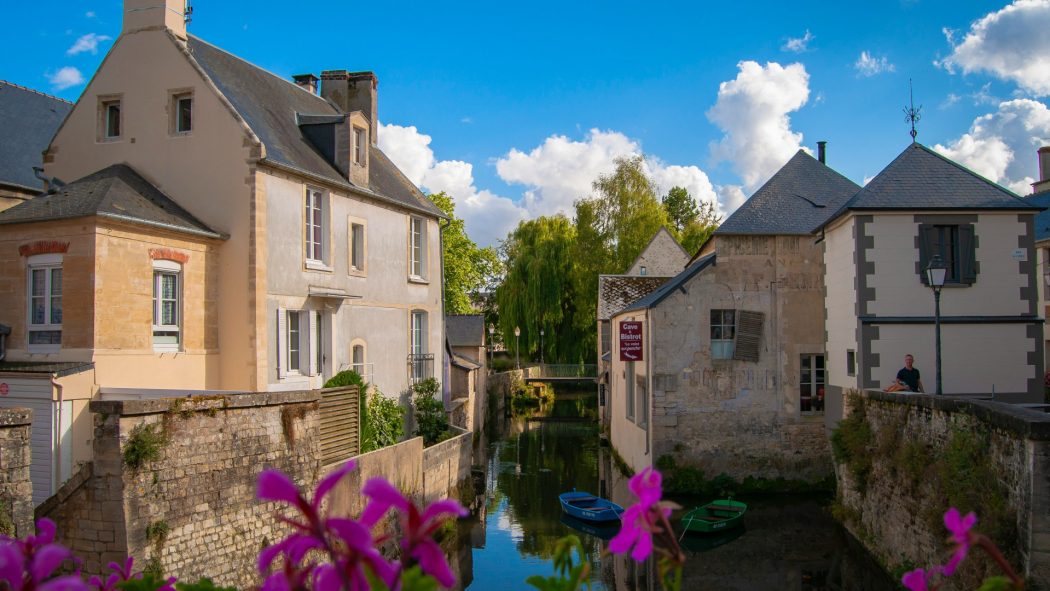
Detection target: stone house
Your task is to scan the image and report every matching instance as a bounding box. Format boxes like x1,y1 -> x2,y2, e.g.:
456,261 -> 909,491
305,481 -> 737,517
0,81 -> 73,211
0,0 -> 445,503
1025,148 -> 1050,373
445,314 -> 487,431
607,149 -> 859,479
822,143 -> 1044,404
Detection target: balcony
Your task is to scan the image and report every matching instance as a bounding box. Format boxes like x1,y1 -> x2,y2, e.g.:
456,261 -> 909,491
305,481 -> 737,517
408,353 -> 434,385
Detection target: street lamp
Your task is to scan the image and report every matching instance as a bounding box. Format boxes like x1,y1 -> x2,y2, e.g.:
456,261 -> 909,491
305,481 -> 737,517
488,323 -> 495,371
540,328 -> 545,366
514,326 -> 521,370
925,255 -> 948,395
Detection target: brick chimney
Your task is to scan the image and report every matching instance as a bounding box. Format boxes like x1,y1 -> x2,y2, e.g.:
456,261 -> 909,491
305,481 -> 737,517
293,74 -> 319,95
1034,147 -> 1050,194
124,0 -> 187,40
320,70 -> 378,145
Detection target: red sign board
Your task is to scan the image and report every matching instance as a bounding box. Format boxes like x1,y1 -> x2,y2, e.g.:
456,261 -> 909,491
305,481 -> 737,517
0,383 -> 8,396
619,321 -> 643,361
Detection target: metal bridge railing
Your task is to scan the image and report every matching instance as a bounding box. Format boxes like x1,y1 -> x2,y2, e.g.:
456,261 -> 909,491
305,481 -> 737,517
527,364 -> 597,379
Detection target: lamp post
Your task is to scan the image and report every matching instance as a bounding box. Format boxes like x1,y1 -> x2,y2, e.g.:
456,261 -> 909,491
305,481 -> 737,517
925,255 -> 948,395
514,326 -> 521,370
488,323 -> 495,371
540,328 -> 545,367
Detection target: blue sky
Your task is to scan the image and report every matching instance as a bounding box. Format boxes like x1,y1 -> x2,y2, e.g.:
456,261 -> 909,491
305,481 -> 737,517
4,1 -> 1050,245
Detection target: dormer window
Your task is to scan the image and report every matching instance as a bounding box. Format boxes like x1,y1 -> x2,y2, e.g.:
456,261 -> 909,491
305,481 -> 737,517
353,126 -> 366,165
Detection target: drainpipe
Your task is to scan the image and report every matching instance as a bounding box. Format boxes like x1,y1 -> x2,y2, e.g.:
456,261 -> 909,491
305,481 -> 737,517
50,375 -> 64,493
438,217 -> 450,410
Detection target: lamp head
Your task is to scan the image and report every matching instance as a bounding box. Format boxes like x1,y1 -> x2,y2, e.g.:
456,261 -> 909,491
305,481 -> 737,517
489,323 -> 495,335
514,326 -> 520,337
925,255 -> 948,288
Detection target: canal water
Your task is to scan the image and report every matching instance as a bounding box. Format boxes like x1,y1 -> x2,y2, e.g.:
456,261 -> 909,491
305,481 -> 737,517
455,387 -> 898,591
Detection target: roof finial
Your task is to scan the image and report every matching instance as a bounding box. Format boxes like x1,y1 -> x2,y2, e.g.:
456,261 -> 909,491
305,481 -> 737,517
904,78 -> 922,143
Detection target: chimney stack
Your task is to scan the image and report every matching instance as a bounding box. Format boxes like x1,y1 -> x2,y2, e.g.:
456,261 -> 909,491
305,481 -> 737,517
320,70 -> 378,145
817,141 -> 827,165
293,74 -> 319,95
1034,147 -> 1050,194
124,0 -> 187,40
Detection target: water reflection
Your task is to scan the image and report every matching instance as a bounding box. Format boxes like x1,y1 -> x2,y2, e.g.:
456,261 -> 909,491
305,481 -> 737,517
457,388 -> 895,591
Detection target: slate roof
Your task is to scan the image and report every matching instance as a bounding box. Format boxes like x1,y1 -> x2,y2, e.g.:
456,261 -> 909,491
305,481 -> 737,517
0,81 -> 72,192
0,164 -> 224,238
446,315 -> 485,348
823,143 -> 1041,228
618,254 -> 717,315
186,36 -> 443,218
716,150 -> 860,236
1028,191 -> 1050,242
598,275 -> 672,320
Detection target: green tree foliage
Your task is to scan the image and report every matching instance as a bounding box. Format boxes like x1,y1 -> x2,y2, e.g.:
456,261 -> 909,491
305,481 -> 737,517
662,186 -> 722,256
429,192 -> 501,315
365,389 -> 405,451
412,378 -> 451,446
662,186 -> 698,234
587,155 -> 669,272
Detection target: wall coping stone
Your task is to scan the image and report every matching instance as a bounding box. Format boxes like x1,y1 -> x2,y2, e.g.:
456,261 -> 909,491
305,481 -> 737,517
861,389 -> 1050,440
36,462 -> 92,518
90,390 -> 322,417
0,408 -> 33,426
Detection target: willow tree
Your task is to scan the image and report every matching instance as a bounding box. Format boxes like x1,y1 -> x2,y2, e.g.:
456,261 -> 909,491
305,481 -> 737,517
588,155 -> 670,273
496,215 -> 588,364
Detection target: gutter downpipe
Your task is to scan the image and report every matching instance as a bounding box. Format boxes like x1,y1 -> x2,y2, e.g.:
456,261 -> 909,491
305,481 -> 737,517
438,217 -> 450,411
50,375 -> 64,495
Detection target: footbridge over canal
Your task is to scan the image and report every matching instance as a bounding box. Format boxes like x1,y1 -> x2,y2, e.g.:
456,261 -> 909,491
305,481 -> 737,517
523,364 -> 597,384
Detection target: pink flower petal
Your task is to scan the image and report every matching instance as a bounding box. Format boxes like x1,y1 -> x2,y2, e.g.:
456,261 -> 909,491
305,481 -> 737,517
420,499 -> 468,527
629,527 -> 653,562
34,519 -> 57,545
261,572 -> 292,591
257,539 -> 289,574
901,568 -> 929,591
412,538 -> 456,588
257,470 -> 303,506
942,547 -> 967,577
362,548 -> 398,587
360,478 -> 410,527
37,575 -> 89,591
327,518 -> 374,552
628,468 -> 662,507
31,544 -> 72,582
312,461 -> 356,511
608,521 -> 641,555
313,564 -> 341,591
0,543 -> 25,591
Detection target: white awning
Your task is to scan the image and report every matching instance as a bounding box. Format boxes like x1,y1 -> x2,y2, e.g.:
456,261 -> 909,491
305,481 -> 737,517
307,286 -> 361,300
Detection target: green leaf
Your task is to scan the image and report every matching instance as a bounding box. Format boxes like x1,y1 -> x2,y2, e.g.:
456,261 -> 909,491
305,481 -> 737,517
175,579 -> 238,591
977,576 -> 1016,591
117,574 -> 173,591
400,565 -> 440,591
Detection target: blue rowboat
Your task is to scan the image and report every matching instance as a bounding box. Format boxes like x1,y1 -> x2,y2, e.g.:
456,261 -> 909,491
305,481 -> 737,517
559,490 -> 624,523
559,513 -> 621,540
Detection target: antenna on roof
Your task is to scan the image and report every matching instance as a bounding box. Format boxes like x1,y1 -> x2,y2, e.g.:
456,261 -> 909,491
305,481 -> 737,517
184,1 -> 193,25
903,79 -> 922,143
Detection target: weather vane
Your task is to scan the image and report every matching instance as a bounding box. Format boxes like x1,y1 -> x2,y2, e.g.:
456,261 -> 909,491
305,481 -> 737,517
904,79 -> 922,143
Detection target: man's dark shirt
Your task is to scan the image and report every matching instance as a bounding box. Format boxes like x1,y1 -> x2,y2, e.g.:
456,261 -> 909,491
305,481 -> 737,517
897,367 -> 921,392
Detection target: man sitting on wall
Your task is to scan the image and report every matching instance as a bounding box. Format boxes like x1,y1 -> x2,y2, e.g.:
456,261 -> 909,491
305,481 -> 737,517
884,354 -> 924,393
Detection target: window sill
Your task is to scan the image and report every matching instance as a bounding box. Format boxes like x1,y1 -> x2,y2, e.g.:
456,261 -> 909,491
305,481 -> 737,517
153,347 -> 181,354
305,261 -> 334,273
349,268 -> 367,278
97,137 -> 123,144
27,347 -> 61,355
408,276 -> 429,285
168,131 -> 192,138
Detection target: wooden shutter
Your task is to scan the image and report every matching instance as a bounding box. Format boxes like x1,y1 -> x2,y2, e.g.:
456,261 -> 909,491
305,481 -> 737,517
276,308 -> 287,380
917,224 -> 936,285
302,311 -> 316,377
959,225 -> 977,285
319,386 -> 360,465
733,310 -> 764,362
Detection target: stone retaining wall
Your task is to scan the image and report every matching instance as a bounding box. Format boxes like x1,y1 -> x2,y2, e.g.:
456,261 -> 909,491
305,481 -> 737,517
834,390 -> 1050,587
0,408 -> 33,537
422,427 -> 472,504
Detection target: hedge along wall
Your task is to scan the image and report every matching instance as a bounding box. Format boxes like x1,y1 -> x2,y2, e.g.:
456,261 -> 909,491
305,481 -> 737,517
0,408 -> 33,537
39,390 -> 326,587
832,390 -> 1050,587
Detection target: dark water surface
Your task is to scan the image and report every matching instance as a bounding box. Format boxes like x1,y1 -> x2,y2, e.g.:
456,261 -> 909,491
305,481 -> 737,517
457,388 -> 897,591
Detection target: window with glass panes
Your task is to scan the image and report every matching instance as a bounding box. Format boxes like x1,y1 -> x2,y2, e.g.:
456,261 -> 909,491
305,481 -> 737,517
175,94 -> 192,133
710,309 -> 735,359
152,269 -> 180,349
800,354 -> 826,413
28,265 -> 62,346
288,311 -> 301,373
410,217 -> 425,278
305,189 -> 324,263
351,223 -> 365,270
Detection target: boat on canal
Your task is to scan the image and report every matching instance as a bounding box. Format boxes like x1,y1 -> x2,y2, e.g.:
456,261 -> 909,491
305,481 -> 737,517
680,499 -> 748,534
559,513 -> 621,540
559,490 -> 624,523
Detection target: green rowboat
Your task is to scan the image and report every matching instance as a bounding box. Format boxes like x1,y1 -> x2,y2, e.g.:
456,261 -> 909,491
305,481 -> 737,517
680,499 -> 747,534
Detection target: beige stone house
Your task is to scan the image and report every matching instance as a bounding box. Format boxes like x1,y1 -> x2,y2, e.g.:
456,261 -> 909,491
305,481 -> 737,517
0,0 -> 445,502
0,81 -> 73,211
607,149 -> 859,478
445,314 -> 487,431
822,143 -> 1043,404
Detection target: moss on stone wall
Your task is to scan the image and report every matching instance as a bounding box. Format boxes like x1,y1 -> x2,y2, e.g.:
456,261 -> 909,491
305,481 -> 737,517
830,397 -> 874,493
123,423 -> 167,471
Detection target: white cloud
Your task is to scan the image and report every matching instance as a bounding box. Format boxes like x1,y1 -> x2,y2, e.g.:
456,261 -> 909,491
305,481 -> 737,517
940,0 -> 1050,96
940,93 -> 962,109
85,11 -> 96,18
782,30 -> 814,53
46,67 -> 85,90
854,51 -> 896,77
378,122 -> 525,246
707,61 -> 810,191
67,32 -> 111,56
717,185 -> 748,213
933,99 -> 1050,195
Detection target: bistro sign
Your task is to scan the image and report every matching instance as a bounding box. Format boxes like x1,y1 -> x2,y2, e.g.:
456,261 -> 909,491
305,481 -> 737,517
619,321 -> 643,361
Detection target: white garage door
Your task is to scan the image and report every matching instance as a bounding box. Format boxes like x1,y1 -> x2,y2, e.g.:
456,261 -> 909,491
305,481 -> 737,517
0,378 -> 55,505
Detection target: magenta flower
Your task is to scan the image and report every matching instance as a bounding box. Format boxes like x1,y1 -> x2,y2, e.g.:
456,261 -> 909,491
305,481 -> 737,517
941,507 -> 977,576
0,519 -> 88,591
609,467 -> 670,562
901,567 -> 935,591
361,477 -> 468,588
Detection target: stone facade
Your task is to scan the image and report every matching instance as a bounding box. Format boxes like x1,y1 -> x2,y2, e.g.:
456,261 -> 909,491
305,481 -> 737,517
0,408 -> 33,537
834,389 -> 1050,587
625,227 -> 689,276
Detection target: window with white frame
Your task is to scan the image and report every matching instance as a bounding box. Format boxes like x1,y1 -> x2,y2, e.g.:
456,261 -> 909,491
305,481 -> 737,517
353,127 -> 366,165
350,222 -> 365,272
27,255 -> 62,351
710,309 -> 736,360
410,217 -> 427,279
800,354 -> 826,414
152,260 -> 181,350
287,311 -> 301,373
410,310 -> 431,382
172,92 -> 193,134
99,97 -> 122,140
276,309 -> 326,380
305,188 -> 328,267
352,344 -> 365,373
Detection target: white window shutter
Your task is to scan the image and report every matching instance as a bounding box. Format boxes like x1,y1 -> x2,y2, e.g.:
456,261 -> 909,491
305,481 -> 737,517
276,308 -> 287,380
309,310 -> 321,377
300,311 -> 315,377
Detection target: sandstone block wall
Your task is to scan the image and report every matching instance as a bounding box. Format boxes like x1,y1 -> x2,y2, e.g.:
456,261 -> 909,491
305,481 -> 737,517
422,428 -> 472,504
0,408 -> 33,537
835,390 -> 1050,587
